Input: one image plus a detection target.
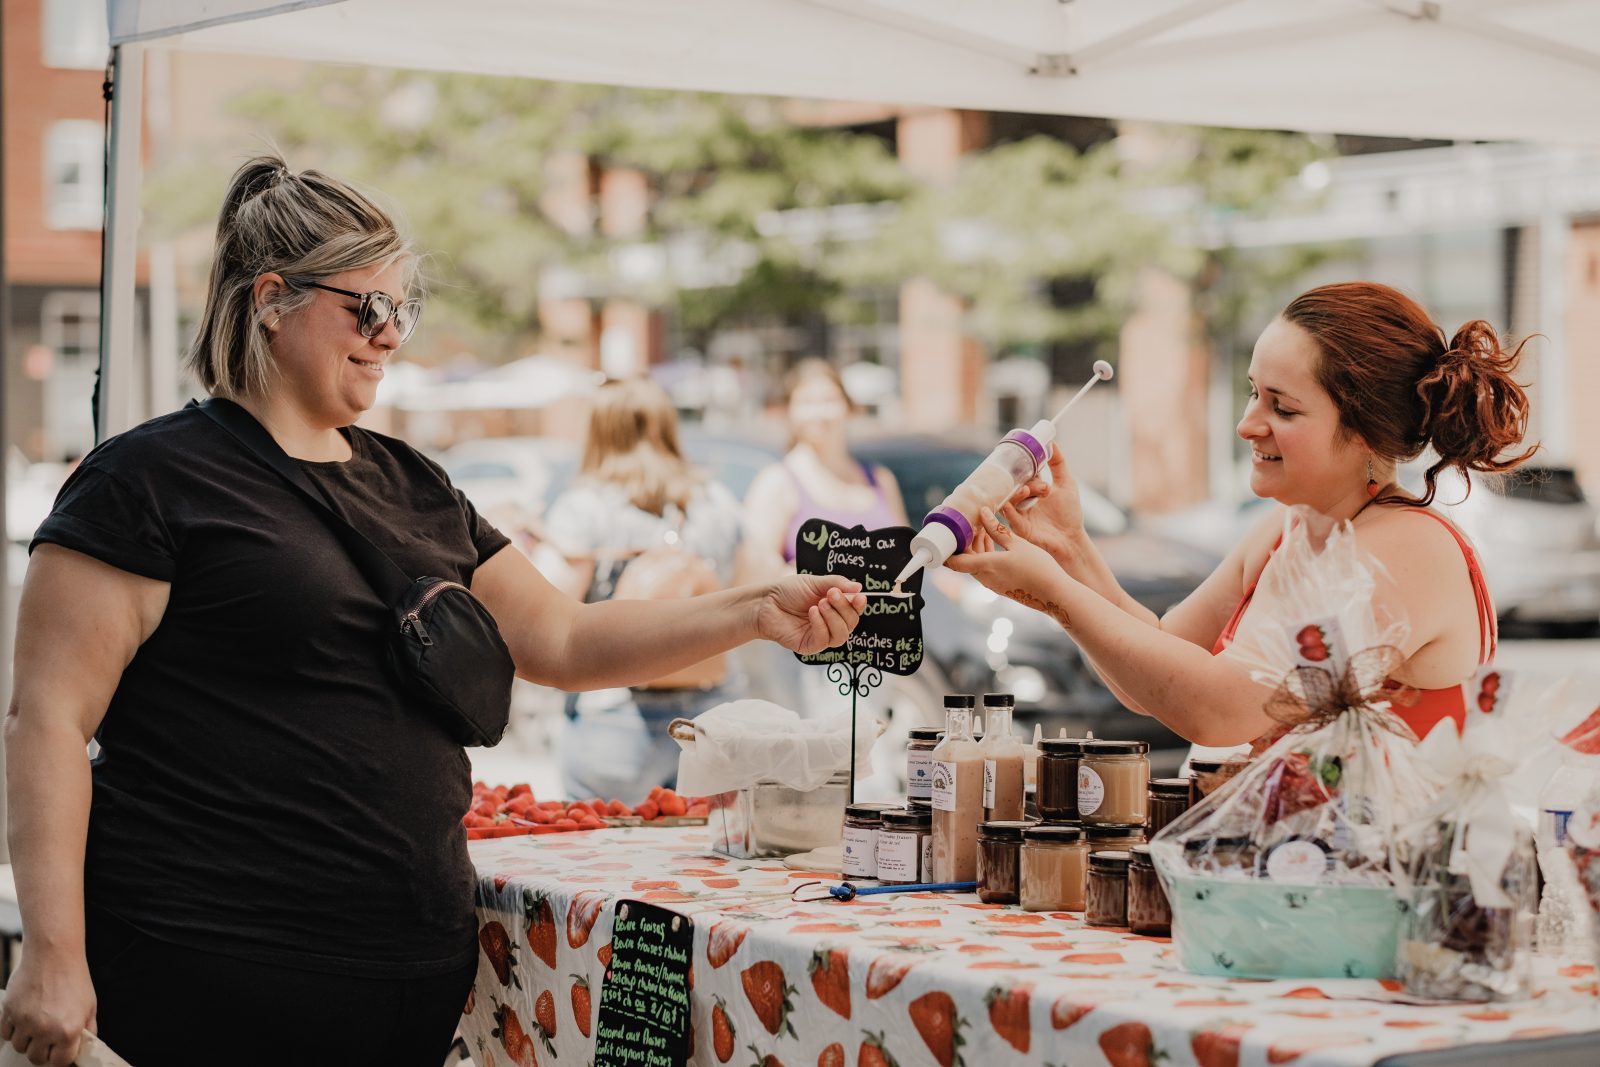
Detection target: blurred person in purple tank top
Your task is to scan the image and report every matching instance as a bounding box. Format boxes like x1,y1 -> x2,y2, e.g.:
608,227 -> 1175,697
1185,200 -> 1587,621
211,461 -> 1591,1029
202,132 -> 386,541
740,359 -> 908,582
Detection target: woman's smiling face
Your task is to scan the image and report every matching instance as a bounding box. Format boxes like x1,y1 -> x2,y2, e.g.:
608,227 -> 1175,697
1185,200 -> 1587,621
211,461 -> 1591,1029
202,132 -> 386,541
1237,316 -> 1368,509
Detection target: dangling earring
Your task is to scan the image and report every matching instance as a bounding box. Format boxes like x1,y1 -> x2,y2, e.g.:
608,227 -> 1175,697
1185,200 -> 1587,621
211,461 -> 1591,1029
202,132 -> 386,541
1366,457 -> 1380,499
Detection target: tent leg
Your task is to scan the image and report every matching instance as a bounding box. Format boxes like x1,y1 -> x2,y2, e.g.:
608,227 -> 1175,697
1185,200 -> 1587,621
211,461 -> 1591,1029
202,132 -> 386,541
98,42 -> 145,443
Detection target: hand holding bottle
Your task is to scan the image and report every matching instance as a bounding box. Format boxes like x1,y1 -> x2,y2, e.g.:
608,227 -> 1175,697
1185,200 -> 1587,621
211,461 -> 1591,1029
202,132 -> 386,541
998,447 -> 1086,563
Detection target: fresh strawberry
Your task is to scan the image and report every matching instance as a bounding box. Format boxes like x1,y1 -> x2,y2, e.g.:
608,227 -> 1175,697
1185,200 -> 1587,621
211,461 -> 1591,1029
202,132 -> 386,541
491,1002 -> 537,1067
741,960 -> 798,1038
712,996 -> 737,1063
1098,1021 -> 1156,1067
1192,1024 -> 1252,1067
567,890 -> 607,949
908,991 -> 965,1067
570,975 -> 592,1038
984,983 -> 1031,1054
809,948 -> 851,1020
858,1032 -> 899,1067
816,1043 -> 846,1067
478,920 -> 520,988
523,889 -> 558,968
865,958 -> 910,1000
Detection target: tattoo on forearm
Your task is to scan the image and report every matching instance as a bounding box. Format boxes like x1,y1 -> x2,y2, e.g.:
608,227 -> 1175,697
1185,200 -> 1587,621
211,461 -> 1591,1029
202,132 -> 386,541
1004,588 -> 1073,631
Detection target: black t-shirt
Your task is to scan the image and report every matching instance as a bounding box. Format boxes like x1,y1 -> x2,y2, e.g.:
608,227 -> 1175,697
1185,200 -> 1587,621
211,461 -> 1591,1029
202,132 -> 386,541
31,406 -> 510,978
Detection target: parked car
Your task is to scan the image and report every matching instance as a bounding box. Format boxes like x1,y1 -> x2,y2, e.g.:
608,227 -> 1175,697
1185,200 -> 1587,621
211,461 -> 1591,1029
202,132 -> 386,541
1426,464 -> 1600,634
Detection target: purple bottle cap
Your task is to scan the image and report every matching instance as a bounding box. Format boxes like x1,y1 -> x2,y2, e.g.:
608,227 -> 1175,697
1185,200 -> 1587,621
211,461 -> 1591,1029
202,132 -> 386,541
1003,429 -> 1048,472
923,506 -> 974,551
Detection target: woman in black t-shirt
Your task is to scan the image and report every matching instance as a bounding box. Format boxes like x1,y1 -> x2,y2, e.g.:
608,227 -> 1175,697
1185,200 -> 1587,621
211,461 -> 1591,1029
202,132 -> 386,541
0,157 -> 866,1067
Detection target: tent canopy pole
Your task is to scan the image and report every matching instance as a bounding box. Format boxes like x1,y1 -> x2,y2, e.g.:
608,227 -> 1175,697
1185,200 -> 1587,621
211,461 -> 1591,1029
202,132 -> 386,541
98,42 -> 146,443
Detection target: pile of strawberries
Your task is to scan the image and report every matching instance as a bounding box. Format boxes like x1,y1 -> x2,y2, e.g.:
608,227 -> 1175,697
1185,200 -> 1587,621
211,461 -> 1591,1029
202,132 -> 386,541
463,782 -> 710,840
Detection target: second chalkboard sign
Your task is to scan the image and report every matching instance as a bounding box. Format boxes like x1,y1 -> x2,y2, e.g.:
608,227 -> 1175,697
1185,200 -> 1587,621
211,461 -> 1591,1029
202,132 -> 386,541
793,519 -> 924,676
593,900 -> 694,1067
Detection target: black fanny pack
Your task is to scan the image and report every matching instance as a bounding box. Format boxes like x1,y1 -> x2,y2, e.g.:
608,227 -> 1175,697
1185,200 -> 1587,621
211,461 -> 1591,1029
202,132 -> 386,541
196,398 -> 514,747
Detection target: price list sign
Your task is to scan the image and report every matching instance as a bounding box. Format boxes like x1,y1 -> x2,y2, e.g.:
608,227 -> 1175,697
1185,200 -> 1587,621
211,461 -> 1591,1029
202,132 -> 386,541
593,900 -> 694,1067
793,519 -> 924,676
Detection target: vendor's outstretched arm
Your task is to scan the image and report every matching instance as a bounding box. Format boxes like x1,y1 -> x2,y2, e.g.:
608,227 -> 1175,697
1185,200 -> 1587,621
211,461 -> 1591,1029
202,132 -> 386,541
473,545 -> 865,692
950,513 -> 1280,746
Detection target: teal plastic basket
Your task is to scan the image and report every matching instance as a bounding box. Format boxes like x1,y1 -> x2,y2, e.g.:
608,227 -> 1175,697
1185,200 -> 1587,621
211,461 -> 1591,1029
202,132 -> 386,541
1166,872 -> 1404,979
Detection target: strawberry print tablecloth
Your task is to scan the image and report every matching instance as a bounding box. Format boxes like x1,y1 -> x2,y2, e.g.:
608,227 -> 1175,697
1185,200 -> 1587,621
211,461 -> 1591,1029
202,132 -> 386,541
461,828 -> 1599,1067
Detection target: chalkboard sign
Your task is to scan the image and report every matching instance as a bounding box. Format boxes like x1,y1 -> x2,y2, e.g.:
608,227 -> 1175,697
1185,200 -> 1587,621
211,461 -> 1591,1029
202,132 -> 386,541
593,900 -> 694,1067
794,520 -> 924,676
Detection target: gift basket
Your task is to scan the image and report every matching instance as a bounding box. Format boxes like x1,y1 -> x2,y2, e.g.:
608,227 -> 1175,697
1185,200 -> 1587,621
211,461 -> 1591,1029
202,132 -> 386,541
1558,704 -> 1600,971
1392,676 -> 1544,1001
1150,508 -> 1437,979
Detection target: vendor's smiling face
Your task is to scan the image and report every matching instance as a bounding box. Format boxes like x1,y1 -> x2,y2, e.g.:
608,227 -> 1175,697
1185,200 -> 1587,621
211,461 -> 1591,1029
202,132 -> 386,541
265,260 -> 409,429
1238,316 -> 1368,510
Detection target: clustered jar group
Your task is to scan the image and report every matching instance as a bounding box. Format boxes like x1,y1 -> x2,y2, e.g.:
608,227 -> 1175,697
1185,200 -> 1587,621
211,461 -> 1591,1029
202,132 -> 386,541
895,709 -> 1226,932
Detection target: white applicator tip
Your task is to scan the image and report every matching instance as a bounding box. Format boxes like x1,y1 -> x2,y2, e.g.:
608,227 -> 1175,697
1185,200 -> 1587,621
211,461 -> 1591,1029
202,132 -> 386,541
1093,359 -> 1114,381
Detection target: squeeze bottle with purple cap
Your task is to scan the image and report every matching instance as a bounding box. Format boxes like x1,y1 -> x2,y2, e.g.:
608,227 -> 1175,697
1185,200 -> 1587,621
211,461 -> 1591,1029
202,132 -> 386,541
892,421 -> 1055,589
892,360 -> 1112,591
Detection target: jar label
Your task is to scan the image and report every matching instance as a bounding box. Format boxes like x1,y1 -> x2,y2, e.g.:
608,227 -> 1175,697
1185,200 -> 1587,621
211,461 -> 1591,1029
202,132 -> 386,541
907,750 -> 934,800
842,824 -> 877,879
921,836 -> 933,882
876,831 -> 919,881
1077,765 -> 1106,816
983,759 -> 997,809
1265,840 -> 1329,883
930,760 -> 959,812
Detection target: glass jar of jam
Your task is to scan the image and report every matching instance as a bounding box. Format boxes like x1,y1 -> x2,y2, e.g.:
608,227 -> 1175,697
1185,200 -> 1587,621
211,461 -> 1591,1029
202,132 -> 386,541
1019,824 -> 1088,911
1036,738 -> 1088,823
1085,849 -> 1131,928
876,807 -> 933,884
975,820 -> 1029,905
1085,823 -> 1146,855
1147,778 -> 1192,837
1182,834 -> 1257,874
1127,844 -> 1171,936
841,803 -> 896,880
905,727 -> 943,803
1078,741 -> 1149,825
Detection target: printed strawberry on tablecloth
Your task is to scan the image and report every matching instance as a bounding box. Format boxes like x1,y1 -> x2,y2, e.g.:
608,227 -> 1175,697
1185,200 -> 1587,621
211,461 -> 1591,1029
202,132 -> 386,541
459,828 -> 1599,1067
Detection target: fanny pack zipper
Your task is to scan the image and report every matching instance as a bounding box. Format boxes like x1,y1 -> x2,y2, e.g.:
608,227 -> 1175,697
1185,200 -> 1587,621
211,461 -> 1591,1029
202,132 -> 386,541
400,580 -> 468,646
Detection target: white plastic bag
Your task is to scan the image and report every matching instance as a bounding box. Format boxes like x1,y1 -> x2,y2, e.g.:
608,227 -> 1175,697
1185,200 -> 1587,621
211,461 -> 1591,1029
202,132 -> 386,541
671,699 -> 878,796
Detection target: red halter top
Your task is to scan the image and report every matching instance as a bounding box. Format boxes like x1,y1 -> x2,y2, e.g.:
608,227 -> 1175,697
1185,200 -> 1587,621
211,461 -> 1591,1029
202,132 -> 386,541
1211,509 -> 1496,741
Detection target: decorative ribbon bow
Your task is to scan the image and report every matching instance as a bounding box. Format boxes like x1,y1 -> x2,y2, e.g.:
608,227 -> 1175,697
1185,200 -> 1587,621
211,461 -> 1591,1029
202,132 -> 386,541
1263,644 -> 1419,742
1407,717 -> 1524,907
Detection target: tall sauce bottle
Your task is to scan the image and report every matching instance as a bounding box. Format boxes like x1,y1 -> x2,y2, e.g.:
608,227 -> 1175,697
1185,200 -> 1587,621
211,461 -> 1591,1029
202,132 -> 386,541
980,693 -> 1026,822
931,696 -> 983,882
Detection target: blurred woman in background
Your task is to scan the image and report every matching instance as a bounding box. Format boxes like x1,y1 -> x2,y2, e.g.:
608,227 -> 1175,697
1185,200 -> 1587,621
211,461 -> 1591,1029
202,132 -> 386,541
545,377 -> 744,802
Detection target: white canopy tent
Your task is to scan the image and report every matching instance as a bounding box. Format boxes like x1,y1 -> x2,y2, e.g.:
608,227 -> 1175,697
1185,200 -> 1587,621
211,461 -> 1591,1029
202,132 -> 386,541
95,0 -> 1600,437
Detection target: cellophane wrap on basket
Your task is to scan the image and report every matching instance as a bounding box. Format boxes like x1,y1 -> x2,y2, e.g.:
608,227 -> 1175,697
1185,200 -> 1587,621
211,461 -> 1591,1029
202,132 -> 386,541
1559,703 -> 1600,972
1394,679 -> 1545,1002
1150,508 -> 1437,980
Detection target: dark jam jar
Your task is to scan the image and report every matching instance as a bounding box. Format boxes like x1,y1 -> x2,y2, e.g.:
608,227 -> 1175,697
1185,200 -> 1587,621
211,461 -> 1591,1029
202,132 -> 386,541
975,820 -> 1029,905
1147,778 -> 1192,837
1036,738 -> 1088,822
1085,849 -> 1131,928
1188,757 -> 1249,808
1127,845 -> 1171,936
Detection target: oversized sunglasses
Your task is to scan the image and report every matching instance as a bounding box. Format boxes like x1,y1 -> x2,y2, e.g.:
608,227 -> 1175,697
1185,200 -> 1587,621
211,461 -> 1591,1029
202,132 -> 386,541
298,281 -> 423,344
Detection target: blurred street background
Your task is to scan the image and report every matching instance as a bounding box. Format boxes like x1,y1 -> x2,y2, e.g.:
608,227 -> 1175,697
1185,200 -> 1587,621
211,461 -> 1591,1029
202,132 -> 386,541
6,0 -> 1600,791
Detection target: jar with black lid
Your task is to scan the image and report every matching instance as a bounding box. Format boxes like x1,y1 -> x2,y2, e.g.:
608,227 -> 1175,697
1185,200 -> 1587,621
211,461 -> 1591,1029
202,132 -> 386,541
876,807 -> 933,885
1188,757 -> 1249,808
1036,738 -> 1088,822
1085,849 -> 1132,927
1147,778 -> 1192,836
1020,824 -> 1088,911
976,820 -> 1029,904
1078,740 -> 1150,825
906,727 -> 944,803
1085,823 -> 1146,854
842,802 -> 897,880
1127,844 -> 1171,935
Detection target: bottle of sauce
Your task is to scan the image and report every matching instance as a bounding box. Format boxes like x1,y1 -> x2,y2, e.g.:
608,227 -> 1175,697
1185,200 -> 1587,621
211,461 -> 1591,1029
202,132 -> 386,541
930,698 -> 983,882
979,694 -> 1025,822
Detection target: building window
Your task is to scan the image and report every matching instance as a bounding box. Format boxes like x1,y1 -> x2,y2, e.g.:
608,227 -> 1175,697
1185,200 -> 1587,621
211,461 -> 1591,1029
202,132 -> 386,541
42,0 -> 109,69
41,291 -> 102,460
44,120 -> 104,230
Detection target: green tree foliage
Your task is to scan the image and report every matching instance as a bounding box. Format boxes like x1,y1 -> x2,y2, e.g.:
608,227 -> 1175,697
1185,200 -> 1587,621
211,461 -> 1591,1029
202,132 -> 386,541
149,67 -> 1331,364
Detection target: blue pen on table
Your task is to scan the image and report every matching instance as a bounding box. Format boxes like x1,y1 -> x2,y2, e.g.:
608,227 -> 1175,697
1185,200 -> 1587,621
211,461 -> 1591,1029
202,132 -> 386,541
793,880 -> 978,902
